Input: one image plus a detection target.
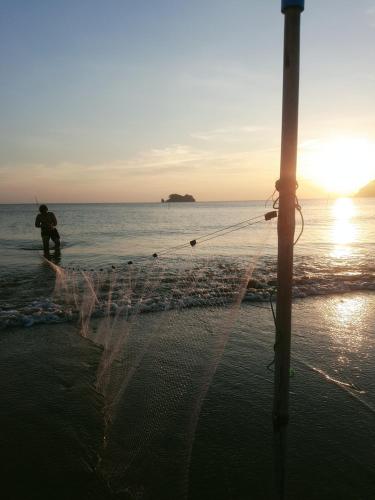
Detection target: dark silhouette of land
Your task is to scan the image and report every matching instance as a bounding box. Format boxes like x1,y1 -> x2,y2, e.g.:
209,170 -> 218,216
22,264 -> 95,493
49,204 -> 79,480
355,180 -> 375,197
165,193 -> 196,202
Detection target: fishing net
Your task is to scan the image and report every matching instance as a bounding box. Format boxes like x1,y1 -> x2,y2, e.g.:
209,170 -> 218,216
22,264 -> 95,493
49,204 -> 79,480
50,210 -> 278,499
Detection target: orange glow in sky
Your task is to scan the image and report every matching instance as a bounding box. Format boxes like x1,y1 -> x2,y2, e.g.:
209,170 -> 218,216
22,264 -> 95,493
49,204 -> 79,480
300,137 -> 375,196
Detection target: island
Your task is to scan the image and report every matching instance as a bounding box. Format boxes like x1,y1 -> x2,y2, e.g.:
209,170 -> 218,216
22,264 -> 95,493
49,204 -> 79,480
165,193 -> 196,202
355,180 -> 375,197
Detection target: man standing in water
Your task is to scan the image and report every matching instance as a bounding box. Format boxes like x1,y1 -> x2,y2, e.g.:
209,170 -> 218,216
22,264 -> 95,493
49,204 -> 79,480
35,204 -> 61,256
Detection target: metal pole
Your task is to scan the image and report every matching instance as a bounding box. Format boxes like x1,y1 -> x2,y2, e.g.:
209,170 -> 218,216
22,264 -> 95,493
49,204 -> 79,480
273,1 -> 304,499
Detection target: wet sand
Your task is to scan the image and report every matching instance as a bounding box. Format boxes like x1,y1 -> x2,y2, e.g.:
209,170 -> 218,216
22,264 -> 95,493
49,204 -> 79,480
0,323 -> 111,500
1,293 -> 375,499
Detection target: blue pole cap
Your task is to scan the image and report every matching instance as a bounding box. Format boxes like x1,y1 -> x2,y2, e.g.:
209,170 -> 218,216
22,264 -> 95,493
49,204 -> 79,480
282,0 -> 304,13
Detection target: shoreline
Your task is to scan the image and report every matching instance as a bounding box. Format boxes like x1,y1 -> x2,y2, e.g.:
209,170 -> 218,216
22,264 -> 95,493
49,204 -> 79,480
1,292 -> 375,499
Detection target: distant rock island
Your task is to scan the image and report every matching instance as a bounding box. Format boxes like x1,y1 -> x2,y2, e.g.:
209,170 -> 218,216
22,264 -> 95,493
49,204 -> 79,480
163,193 -> 196,203
355,180 -> 375,197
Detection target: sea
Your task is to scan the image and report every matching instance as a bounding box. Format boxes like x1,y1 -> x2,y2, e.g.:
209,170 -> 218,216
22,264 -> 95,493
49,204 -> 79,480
0,199 -> 374,499
1,198 -> 374,328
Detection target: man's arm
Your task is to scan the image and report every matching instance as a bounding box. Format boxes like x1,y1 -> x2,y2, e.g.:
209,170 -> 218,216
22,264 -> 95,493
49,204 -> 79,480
50,213 -> 57,226
35,214 -> 41,228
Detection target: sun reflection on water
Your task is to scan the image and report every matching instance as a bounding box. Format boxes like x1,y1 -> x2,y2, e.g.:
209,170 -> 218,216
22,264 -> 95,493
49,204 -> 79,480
328,296 -> 367,354
331,198 -> 357,258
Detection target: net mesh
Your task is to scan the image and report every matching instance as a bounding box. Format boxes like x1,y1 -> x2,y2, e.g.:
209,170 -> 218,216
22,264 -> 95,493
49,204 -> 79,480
50,215 -> 276,498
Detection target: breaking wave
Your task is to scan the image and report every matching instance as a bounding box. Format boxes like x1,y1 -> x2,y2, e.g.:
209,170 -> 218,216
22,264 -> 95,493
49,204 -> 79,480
1,256 -> 374,330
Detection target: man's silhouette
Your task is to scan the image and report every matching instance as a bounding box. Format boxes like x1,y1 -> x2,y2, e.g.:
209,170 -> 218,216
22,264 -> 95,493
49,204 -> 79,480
35,204 -> 61,256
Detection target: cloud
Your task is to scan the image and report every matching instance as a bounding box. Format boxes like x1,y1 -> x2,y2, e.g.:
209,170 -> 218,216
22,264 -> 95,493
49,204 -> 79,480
190,125 -> 266,143
0,145 -> 261,177
178,62 -> 265,91
0,144 -> 280,202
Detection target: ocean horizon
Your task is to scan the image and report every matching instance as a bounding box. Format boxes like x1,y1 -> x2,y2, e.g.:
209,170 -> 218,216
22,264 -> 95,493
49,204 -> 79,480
0,195 -> 368,204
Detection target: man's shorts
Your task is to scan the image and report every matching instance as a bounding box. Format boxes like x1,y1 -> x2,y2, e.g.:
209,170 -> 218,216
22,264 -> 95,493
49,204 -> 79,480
42,228 -> 60,241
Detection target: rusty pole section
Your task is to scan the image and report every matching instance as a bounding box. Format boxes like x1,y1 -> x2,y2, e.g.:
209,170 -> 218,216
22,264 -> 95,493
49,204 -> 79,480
273,1 -> 304,499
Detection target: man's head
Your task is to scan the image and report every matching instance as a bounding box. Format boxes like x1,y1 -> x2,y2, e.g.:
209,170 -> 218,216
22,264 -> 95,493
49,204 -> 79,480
39,204 -> 48,214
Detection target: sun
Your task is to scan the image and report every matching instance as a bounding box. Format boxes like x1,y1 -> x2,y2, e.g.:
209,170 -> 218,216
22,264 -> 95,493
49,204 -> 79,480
299,137 -> 375,195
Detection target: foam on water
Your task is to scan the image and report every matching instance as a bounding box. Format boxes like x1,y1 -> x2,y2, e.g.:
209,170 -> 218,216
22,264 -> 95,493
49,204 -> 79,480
1,256 -> 374,330
0,199 -> 374,332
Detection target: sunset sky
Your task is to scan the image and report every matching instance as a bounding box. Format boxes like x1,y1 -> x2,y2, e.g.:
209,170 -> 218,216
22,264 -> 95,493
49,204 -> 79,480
1,0 -> 375,203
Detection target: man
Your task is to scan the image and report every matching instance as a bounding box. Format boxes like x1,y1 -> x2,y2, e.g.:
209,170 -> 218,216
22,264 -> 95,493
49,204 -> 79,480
35,204 -> 61,255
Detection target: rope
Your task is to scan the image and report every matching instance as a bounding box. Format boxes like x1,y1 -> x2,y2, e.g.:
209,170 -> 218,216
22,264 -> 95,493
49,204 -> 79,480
193,219 -> 264,245
294,195 -> 304,245
156,212 -> 272,256
267,288 -> 277,372
60,210 -> 277,271
272,179 -> 304,246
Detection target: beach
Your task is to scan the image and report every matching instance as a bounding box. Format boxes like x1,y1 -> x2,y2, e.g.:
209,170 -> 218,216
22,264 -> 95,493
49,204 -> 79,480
0,322 -> 107,500
1,200 -> 374,498
1,292 -> 375,499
